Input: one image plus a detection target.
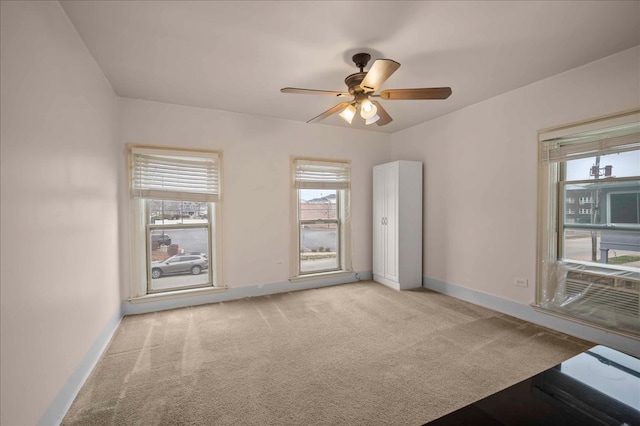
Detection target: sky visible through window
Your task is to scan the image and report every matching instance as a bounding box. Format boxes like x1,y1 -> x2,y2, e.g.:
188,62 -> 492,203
301,189 -> 335,201
566,150 -> 640,180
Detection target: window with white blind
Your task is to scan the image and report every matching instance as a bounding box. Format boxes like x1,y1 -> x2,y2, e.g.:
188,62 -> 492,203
537,110 -> 640,337
291,158 -> 352,278
128,145 -> 222,296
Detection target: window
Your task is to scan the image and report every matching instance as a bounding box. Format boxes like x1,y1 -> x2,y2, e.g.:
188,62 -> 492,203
609,192 -> 640,224
579,196 -> 593,204
129,145 -> 221,296
291,158 -> 351,277
537,110 -> 640,337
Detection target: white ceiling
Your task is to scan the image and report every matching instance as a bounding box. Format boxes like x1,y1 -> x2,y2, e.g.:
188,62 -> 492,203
59,1 -> 640,134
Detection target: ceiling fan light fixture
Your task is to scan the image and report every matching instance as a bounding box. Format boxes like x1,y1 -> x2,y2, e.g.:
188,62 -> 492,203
338,104 -> 356,124
360,99 -> 377,119
365,114 -> 380,125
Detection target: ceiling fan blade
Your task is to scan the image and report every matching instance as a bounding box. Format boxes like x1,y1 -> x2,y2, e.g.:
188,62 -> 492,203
378,87 -> 452,100
307,101 -> 352,123
370,100 -> 392,126
360,59 -> 401,93
281,87 -> 350,97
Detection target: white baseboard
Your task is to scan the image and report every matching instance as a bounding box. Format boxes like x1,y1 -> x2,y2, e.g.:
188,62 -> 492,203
38,308 -> 123,426
423,277 -> 639,357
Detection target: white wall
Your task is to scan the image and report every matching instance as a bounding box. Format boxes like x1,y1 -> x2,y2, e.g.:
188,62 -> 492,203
0,2 -> 121,425
391,46 -> 640,305
118,98 -> 390,295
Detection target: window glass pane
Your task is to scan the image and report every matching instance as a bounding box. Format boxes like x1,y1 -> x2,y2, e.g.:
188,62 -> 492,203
566,150 -> 640,180
563,180 -> 640,226
149,226 -> 210,292
562,229 -> 640,266
300,222 -> 338,273
147,197 -> 212,292
563,229 -> 597,262
299,189 -> 339,274
148,200 -> 209,224
298,189 -> 337,220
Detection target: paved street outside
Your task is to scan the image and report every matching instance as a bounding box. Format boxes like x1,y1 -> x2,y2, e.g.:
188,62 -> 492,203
154,227 -> 209,254
150,271 -> 210,291
300,227 -> 337,252
564,236 -> 640,268
150,227 -> 210,291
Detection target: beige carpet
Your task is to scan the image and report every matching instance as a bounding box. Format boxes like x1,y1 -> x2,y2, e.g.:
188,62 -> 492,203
62,281 -> 592,425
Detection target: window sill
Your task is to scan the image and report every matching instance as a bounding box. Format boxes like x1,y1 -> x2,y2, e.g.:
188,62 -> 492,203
128,285 -> 227,304
289,270 -> 354,283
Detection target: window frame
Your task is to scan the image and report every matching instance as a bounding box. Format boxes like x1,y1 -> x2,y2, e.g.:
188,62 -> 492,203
127,144 -> 223,298
536,110 -> 640,337
290,157 -> 352,280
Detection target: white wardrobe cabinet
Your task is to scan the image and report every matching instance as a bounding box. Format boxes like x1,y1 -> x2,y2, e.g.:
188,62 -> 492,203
372,161 -> 423,290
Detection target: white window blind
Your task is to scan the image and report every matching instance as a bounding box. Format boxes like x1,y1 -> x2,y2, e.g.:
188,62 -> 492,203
294,159 -> 351,190
130,147 -> 220,202
541,121 -> 640,164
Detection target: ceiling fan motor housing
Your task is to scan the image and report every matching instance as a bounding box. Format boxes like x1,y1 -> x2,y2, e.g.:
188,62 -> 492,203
344,72 -> 367,96
346,53 -> 376,96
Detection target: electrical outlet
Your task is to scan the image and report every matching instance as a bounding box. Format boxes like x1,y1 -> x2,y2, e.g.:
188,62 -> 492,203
514,278 -> 528,288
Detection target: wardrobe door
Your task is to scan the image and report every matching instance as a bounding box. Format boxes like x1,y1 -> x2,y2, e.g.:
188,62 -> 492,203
372,165 -> 386,278
383,163 -> 399,282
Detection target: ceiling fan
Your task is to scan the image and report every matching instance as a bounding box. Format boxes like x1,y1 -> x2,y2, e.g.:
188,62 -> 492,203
281,53 -> 452,126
